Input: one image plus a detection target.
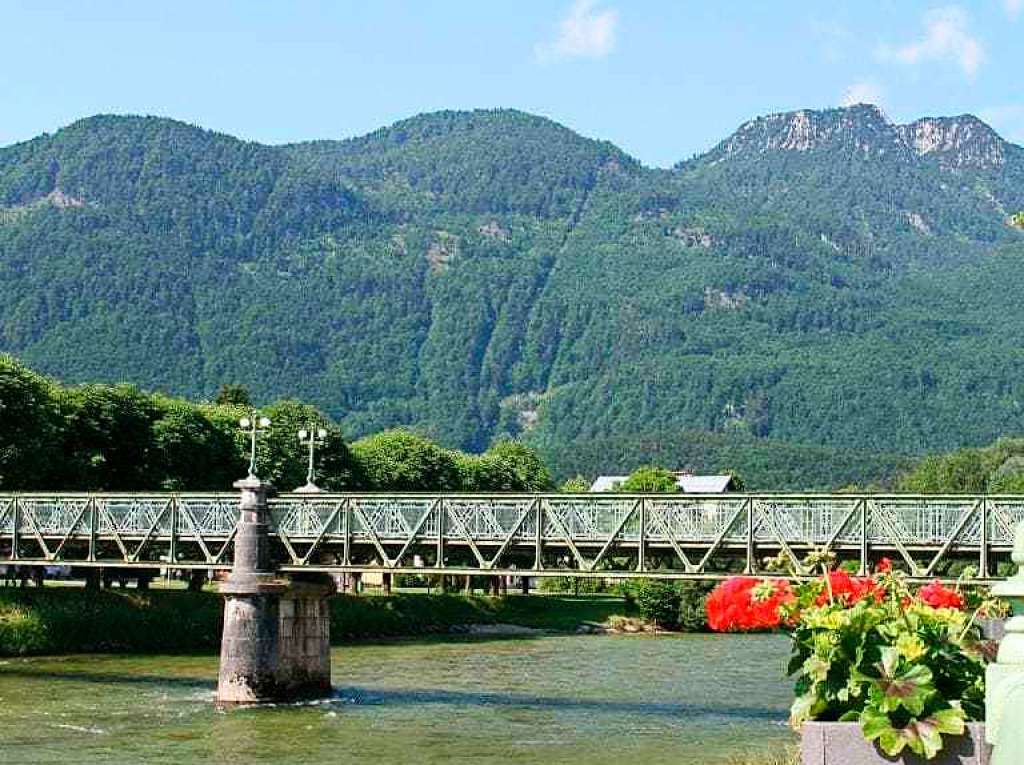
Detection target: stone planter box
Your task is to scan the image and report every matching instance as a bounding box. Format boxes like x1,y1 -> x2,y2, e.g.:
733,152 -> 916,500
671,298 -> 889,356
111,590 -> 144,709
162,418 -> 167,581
802,721 -> 990,765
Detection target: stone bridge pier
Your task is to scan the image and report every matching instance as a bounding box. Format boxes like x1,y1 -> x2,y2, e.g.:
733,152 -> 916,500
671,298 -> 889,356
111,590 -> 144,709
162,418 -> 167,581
216,476 -> 334,704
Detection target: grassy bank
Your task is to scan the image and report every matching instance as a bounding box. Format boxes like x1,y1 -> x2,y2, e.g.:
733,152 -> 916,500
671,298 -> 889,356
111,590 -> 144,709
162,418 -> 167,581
0,587 -> 632,656
0,587 -> 223,655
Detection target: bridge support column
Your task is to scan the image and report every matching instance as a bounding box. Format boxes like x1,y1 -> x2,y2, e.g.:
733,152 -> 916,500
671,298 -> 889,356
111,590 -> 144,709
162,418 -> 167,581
216,477 -> 334,705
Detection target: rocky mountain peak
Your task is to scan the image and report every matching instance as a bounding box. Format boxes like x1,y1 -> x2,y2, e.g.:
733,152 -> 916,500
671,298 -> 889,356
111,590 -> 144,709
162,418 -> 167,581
706,104 -> 912,163
700,105 -> 1011,173
896,115 -> 1006,169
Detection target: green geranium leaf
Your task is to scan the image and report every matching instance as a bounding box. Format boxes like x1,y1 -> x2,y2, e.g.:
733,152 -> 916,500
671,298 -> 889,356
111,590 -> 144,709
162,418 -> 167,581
879,646 -> 899,678
909,720 -> 943,760
861,706 -> 965,761
873,654 -> 934,715
860,707 -> 892,741
929,706 -> 966,736
803,655 -> 830,683
878,728 -> 907,757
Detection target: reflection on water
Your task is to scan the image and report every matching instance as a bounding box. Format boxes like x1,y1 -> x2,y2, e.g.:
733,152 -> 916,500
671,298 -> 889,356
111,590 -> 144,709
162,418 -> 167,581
0,634 -> 795,765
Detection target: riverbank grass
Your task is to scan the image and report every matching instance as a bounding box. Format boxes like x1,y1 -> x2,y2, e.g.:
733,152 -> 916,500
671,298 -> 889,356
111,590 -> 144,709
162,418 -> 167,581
0,587 -> 223,655
0,588 -> 635,656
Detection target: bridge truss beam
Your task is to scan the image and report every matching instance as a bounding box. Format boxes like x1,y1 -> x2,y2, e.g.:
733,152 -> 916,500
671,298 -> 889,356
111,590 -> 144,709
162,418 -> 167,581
1,493 -> 1021,581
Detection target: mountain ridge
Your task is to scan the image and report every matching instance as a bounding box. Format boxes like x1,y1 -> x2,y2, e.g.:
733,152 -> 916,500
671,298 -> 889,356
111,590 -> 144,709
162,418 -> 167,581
1,104 -> 1023,476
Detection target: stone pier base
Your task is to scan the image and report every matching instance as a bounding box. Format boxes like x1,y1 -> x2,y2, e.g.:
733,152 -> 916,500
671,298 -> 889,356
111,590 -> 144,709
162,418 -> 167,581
216,575 -> 334,704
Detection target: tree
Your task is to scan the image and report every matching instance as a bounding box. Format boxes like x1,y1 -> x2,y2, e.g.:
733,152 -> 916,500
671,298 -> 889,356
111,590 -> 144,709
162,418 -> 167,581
560,475 -> 591,492
1010,211 -> 1024,230
897,438 -> 1024,494
619,465 -> 678,493
719,468 -> 747,492
454,452 -> 521,492
989,455 -> 1024,493
0,356 -> 62,490
899,448 -> 991,493
214,384 -> 252,407
632,579 -> 681,629
151,398 -> 243,489
350,429 -> 460,491
483,438 -> 553,491
56,383 -> 162,490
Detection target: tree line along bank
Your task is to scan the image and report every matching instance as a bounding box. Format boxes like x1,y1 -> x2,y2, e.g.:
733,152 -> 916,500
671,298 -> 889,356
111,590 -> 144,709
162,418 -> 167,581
0,355 -> 551,493
3,354 -> 1023,494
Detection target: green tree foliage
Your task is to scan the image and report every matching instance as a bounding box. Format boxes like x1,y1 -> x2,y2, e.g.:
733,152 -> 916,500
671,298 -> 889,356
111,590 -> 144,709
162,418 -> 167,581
632,579 -> 682,628
560,475 -> 591,492
214,384 -> 251,407
540,429 -> 911,491
1,359 -> 554,492
151,398 -> 242,490
0,355 -> 62,489
899,438 -> 1024,493
619,465 -> 678,493
482,438 -> 553,491
57,384 -> 162,490
719,468 -> 746,491
454,439 -> 552,491
349,429 -> 461,491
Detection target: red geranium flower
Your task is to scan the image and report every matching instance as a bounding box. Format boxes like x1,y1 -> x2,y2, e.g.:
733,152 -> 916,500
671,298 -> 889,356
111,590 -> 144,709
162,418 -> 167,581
876,558 -> 893,574
918,580 -> 964,609
815,570 -> 882,606
707,577 -> 793,632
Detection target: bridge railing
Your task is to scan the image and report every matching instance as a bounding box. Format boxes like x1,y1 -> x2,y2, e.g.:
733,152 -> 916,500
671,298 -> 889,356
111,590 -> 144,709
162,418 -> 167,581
1,493 -> 1022,578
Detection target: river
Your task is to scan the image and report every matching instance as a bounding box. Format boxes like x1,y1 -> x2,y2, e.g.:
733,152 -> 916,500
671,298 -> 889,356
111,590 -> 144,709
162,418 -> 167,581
0,634 -> 795,764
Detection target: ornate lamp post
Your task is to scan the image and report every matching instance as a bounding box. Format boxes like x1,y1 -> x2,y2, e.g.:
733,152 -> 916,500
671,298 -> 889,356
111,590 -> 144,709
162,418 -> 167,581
239,412 -> 271,479
295,424 -> 328,494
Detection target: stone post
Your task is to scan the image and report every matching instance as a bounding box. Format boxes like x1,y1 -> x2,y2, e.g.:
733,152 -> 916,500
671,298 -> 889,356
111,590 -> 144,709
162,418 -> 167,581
987,521 -> 1024,763
215,477 -> 334,704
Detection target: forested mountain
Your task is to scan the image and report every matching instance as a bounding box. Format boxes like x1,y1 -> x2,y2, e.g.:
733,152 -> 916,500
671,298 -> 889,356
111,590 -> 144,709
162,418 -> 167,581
1,104 -> 1023,480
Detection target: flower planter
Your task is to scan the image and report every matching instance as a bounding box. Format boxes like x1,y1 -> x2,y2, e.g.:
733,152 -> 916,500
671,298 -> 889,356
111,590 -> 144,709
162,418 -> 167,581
801,722 -> 990,765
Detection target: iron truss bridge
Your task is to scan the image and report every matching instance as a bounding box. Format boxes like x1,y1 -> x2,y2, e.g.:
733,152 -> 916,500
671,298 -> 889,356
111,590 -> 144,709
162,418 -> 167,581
1,493 -> 1022,580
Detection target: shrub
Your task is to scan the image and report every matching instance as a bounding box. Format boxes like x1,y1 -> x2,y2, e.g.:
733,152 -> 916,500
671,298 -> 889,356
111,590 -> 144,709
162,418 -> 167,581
537,577 -> 609,594
632,579 -> 681,628
676,580 -> 713,632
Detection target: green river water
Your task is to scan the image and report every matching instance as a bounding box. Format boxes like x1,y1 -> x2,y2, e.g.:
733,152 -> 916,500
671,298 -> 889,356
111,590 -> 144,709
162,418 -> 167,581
0,634 -> 795,765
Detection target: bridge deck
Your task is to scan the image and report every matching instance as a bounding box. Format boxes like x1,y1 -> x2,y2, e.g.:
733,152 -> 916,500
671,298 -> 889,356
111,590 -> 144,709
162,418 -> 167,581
1,493 -> 1019,579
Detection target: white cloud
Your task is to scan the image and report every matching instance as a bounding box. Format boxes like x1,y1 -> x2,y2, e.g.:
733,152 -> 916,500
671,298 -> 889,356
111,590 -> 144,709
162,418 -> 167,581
535,0 -> 618,63
840,81 -> 884,108
1006,0 -> 1023,20
879,6 -> 984,78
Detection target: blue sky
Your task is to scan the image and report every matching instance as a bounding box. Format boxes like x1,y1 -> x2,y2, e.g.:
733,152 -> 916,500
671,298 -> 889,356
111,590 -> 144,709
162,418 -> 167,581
1,1 -> 1022,167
